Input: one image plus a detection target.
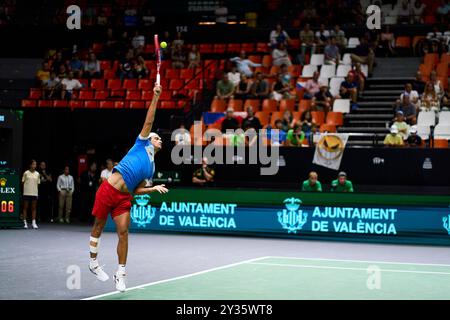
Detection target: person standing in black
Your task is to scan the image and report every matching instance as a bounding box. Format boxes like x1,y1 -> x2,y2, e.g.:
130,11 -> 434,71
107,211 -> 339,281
79,162 -> 99,223
37,161 -> 53,222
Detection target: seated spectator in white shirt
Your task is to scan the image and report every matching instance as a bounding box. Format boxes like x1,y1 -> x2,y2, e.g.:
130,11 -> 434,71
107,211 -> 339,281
131,30 -> 145,49
61,72 -> 83,100
100,159 -> 114,182
398,83 -> 420,110
303,71 -> 321,100
230,51 -> 262,77
330,24 -> 347,50
394,0 -> 411,24
411,0 -> 426,23
270,23 -> 290,49
272,43 -> 292,67
227,64 -> 241,87
174,124 -> 191,145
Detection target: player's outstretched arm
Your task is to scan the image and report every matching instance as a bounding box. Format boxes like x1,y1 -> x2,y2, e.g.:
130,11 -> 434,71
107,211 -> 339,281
140,85 -> 162,138
134,180 -> 169,195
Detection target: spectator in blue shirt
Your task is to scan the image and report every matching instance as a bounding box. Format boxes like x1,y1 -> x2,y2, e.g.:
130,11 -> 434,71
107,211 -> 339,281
340,73 -> 358,103
69,53 -> 83,78
266,119 -> 287,146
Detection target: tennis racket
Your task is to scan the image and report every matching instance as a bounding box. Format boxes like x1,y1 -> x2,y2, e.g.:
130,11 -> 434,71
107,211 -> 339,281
154,34 -> 161,86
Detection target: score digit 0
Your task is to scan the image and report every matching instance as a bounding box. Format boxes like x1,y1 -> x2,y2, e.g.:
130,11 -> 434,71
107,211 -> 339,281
0,201 -> 14,213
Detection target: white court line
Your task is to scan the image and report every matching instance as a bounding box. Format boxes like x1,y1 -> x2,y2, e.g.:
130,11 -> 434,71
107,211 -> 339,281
248,262 -> 450,275
267,256 -> 450,267
82,256 -> 271,300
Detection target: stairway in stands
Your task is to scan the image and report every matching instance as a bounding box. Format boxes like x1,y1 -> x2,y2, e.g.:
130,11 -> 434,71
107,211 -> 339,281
338,57 -> 421,147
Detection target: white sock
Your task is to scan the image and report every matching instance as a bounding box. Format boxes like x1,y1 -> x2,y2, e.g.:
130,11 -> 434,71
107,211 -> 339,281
32,219 -> 36,224
117,264 -> 126,274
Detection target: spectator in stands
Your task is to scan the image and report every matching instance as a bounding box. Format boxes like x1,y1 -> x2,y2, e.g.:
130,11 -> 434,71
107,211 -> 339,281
315,24 -> 330,48
52,51 -> 66,74
280,110 -> 296,132
234,74 -> 252,99
227,64 -> 241,87
379,26 -> 396,57
279,64 -> 292,86
351,37 -> 375,77
312,84 -> 333,114
340,73 -> 358,103
310,123 -> 321,145
57,64 -> 68,79
230,51 -> 262,77
384,125 -> 404,147
271,73 -> 293,101
394,0 -> 412,24
398,83 -> 420,110
36,61 -> 51,87
286,122 -> 306,147
78,162 -> 98,223
174,124 -> 191,145
242,106 -> 262,131
97,8 -> 108,26
301,171 -> 322,192
61,72 -> 83,100
192,157 -> 215,187
393,111 -> 410,140
442,87 -> 450,110
37,161 -> 52,223
131,30 -> 145,50
300,111 -> 314,137
303,71 -> 321,100
132,56 -> 149,79
411,0 -> 426,24
43,72 -> 62,99
406,125 -> 423,147
421,82 -> 440,112
187,45 -> 201,69
171,43 -> 187,69
330,25 -> 347,50
116,49 -> 134,80
436,0 -> 450,23
301,2 -> 318,25
249,72 -> 270,99
215,74 -> 235,101
100,159 -> 114,183
267,119 -> 287,146
117,31 -> 130,57
412,71 -> 426,94
299,24 -> 316,65
396,95 -> 418,124
56,166 -> 74,224
349,62 -> 366,95
330,172 -> 354,192
221,108 -> 239,133
69,53 -> 83,78
272,43 -> 292,67
429,71 -> 444,98
426,26 -> 444,54
83,53 -> 101,79
324,37 -> 340,65
22,160 -> 40,229
270,23 -> 290,48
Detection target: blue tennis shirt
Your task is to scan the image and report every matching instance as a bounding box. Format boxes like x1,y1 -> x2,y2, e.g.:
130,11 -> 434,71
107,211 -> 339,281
113,135 -> 155,192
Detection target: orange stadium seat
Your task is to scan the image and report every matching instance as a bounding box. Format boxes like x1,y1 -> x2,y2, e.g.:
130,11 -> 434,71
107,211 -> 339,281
53,100 -> 68,108
79,79 -> 89,88
185,80 -> 199,90
270,66 -> 280,74
99,101 -> 114,109
441,54 -> 450,65
228,99 -> 243,111
144,44 -> 155,53
298,100 -> 312,113
169,79 -> 184,90
94,90 -> 109,100
437,63 -> 448,77
292,111 -> 302,122
114,101 -> 126,109
90,79 -> 105,90
107,79 -> 122,90
256,42 -> 269,53
84,101 -> 98,109
126,90 -> 141,100
244,99 -> 261,111
141,90 -> 153,100
69,100 -> 83,109
123,79 -> 137,90
78,90 -> 94,100
138,79 -> 152,91
434,139 -> 448,148
248,55 -> 262,63
311,111 -> 325,125
419,64 -> 432,77
21,99 -> 36,107
211,99 -> 226,112
29,89 -> 42,99
92,43 -> 103,54
270,111 -> 283,127
159,91 -> 171,100
103,69 -> 115,79
166,69 -> 180,79
320,124 -> 337,133
180,68 -> 194,79
262,55 -> 272,67
255,111 -> 270,127
199,44 -> 213,54
288,39 -> 300,50
326,112 -> 344,126
213,44 -> 226,54
279,99 -> 295,112
129,101 -> 145,109
161,101 -> 176,109
395,36 -> 411,48
99,60 -> 110,70
227,43 -> 241,53
262,99 -> 278,112
424,53 -> 439,67
241,43 -> 255,53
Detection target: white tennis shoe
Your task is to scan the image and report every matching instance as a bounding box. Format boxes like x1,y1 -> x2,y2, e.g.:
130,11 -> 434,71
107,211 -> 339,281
89,264 -> 109,282
114,272 -> 127,292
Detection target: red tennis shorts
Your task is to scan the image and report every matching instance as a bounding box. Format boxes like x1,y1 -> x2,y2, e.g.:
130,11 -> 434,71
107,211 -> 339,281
92,180 -> 133,220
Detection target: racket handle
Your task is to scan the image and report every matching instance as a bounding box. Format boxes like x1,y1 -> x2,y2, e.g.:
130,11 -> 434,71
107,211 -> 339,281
156,74 -> 160,86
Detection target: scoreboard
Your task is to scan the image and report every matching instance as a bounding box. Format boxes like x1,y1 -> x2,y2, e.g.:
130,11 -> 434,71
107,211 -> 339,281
0,168 -> 21,227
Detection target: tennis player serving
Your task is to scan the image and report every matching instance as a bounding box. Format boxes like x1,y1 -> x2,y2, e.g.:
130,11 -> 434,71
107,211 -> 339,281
88,84 -> 168,292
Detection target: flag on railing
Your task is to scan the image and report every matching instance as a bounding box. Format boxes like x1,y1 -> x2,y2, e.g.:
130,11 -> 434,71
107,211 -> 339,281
312,133 -> 349,170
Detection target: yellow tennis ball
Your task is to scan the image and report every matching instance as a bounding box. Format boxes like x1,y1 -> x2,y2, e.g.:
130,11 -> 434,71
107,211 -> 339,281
160,41 -> 167,49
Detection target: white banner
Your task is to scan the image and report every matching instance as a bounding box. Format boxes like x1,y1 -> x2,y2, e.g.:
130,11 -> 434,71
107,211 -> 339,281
312,133 -> 349,170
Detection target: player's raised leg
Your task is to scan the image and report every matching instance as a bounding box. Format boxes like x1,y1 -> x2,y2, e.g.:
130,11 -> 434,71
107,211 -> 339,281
113,212 -> 130,292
